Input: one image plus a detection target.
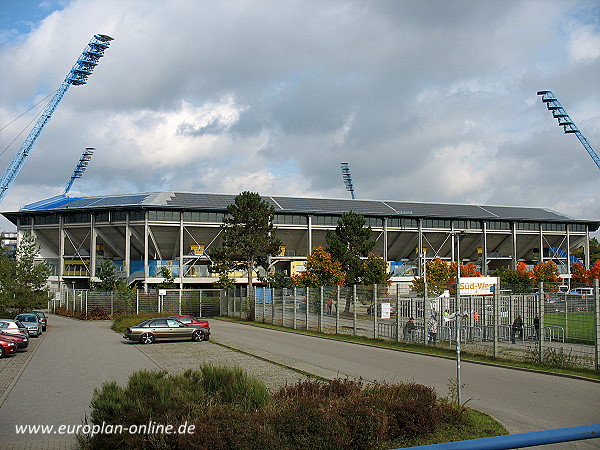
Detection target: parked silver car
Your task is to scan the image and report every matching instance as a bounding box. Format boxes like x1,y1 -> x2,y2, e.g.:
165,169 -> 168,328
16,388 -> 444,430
0,319 -> 29,338
14,314 -> 42,337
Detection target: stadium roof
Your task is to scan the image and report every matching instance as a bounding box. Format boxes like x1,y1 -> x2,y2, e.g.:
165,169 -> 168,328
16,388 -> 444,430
3,192 -> 599,230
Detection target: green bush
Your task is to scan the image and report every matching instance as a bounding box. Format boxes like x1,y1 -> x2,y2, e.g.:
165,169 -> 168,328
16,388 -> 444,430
81,367 -> 492,450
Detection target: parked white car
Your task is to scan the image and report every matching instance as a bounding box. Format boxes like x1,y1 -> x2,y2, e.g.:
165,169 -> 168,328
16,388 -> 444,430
14,313 -> 42,337
0,319 -> 29,337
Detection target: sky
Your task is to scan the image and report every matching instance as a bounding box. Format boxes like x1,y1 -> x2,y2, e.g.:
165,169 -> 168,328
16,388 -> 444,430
0,0 -> 599,233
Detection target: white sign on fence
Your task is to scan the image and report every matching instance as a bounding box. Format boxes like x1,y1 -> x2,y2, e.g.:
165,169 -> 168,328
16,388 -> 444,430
380,302 -> 391,319
459,277 -> 499,295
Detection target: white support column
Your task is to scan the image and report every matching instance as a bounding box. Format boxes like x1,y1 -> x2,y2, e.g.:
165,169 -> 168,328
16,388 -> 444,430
144,211 -> 149,292
383,218 -> 388,261
511,223 -> 517,270
585,227 -> 591,269
539,227 -> 544,266
59,216 -> 65,290
482,222 -> 488,276
307,215 -> 313,254
90,214 -> 97,284
125,214 -> 131,281
566,226 -> 571,281
179,213 -> 184,289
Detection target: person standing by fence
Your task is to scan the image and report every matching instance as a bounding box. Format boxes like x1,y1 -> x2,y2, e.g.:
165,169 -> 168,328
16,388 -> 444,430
427,315 -> 438,344
511,315 -> 523,343
533,313 -> 540,341
403,317 -> 416,341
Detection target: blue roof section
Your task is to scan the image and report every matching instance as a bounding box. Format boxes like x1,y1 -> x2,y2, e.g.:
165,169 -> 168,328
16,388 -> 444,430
22,194 -> 83,211
10,191 -> 599,229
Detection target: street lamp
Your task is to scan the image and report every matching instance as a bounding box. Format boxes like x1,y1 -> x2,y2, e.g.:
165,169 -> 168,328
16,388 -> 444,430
451,231 -> 464,405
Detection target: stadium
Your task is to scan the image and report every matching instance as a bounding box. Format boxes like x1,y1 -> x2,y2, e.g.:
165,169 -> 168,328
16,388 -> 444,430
2,191 -> 598,291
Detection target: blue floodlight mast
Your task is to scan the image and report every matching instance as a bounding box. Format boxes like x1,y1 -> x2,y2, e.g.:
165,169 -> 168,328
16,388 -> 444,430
340,162 -> 356,199
0,34 -> 114,203
64,147 -> 95,194
537,90 -> 600,170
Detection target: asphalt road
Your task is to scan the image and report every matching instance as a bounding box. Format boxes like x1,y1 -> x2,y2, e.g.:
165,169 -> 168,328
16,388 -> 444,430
212,320 -> 600,447
0,315 -> 598,449
0,314 -> 158,449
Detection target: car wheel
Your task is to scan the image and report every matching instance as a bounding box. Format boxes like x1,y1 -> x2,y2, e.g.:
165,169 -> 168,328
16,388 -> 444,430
0,346 -> 4,358
192,330 -> 205,342
140,333 -> 155,344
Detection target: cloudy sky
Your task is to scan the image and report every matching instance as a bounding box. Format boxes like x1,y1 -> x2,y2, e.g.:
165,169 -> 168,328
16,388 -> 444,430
0,0 -> 599,232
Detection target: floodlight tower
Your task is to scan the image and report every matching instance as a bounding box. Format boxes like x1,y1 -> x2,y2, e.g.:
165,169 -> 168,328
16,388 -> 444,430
0,34 -> 114,203
340,162 -> 356,199
64,147 -> 95,194
537,90 -> 600,170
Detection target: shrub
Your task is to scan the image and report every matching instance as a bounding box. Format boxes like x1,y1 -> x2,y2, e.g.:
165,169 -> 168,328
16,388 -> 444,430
82,368 -> 485,450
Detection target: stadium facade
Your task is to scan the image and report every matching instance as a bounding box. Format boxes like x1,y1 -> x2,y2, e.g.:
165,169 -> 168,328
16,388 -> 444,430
2,192 -> 599,291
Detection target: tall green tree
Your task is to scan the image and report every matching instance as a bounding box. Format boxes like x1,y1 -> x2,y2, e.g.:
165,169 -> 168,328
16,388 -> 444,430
156,266 -> 177,289
325,211 -> 375,286
0,235 -> 51,313
573,237 -> 600,265
209,192 -> 283,320
92,260 -> 123,291
362,254 -> 391,286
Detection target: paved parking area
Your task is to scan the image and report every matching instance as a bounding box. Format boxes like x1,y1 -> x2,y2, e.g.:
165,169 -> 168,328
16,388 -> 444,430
0,314 -> 159,449
0,314 -> 307,450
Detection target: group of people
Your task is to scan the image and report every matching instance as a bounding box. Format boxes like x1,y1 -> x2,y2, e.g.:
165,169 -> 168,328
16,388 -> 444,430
403,312 -> 541,345
402,315 -> 439,344
511,313 -> 540,343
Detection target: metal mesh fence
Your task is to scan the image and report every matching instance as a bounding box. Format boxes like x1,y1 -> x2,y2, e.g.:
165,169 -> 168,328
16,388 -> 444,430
223,281 -> 600,371
51,289 -> 221,318
50,281 -> 599,371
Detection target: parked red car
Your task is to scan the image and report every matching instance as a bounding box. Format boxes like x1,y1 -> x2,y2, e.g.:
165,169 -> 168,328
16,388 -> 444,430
168,315 -> 210,329
0,337 -> 18,357
0,331 -> 28,350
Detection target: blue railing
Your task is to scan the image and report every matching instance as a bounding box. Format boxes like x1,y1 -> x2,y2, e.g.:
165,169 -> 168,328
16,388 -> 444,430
396,424 -> 600,449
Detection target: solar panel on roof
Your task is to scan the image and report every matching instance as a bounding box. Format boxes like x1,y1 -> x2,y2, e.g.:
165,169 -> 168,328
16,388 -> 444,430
11,191 -> 591,228
64,194 -> 150,208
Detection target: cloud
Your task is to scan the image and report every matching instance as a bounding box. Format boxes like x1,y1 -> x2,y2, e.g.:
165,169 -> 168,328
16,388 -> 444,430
0,0 -> 598,236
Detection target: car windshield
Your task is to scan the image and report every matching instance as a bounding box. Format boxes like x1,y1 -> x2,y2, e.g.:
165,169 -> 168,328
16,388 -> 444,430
18,316 -> 37,323
0,322 -> 7,328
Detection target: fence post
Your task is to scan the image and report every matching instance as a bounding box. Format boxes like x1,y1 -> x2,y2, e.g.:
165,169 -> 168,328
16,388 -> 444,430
319,286 -> 324,333
396,294 -> 400,343
306,287 -> 310,330
111,291 -> 114,317
293,287 -> 297,330
353,285 -> 357,336
271,287 -> 275,325
373,284 -> 378,340
336,286 -> 340,334
539,282 -> 545,364
594,278 -> 599,372
493,284 -> 499,359
282,288 -> 285,327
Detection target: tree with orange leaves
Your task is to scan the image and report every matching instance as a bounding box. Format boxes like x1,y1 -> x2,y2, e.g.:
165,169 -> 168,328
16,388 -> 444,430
292,246 -> 345,288
530,261 -> 561,284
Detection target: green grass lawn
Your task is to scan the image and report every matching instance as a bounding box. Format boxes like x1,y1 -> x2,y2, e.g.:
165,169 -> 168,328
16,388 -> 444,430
544,312 -> 595,342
